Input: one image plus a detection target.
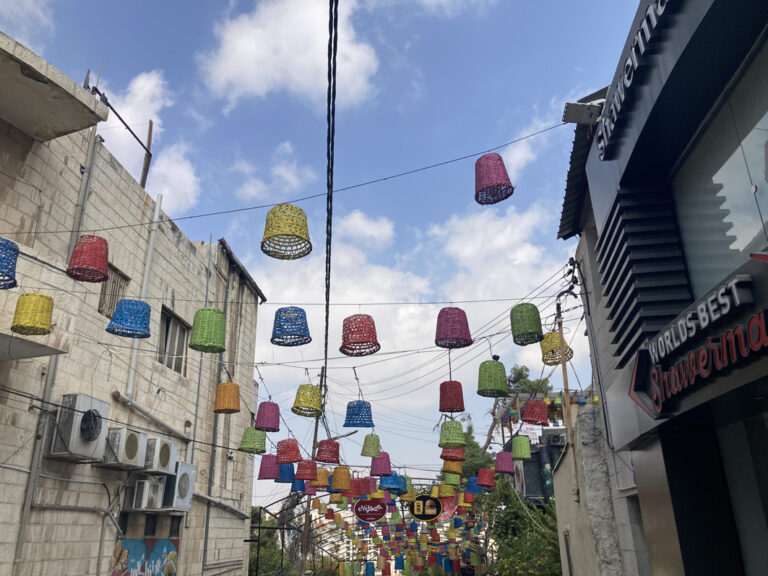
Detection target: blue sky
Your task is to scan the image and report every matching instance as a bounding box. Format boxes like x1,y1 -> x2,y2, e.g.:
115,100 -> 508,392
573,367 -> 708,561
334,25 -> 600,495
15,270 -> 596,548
1,0 -> 638,502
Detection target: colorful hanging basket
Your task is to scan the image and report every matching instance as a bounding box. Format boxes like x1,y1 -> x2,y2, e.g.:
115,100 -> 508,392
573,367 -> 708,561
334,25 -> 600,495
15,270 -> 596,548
443,473 -> 461,487
439,380 -> 465,413
11,294 -> 53,336
361,433 -> 381,458
511,435 -> 531,460
440,447 -> 465,462
379,471 -> 407,495
213,382 -> 240,414
475,153 -> 514,205
311,467 -> 331,488
271,306 -> 311,346
522,399 -> 549,425
442,460 -> 463,475
340,314 -> 381,356
438,420 -> 466,449
0,237 -> 19,289
276,438 -> 302,464
254,401 -> 280,432
477,356 -> 507,398
276,463 -> 295,483
476,468 -> 495,488
434,307 -> 472,349
107,299 -> 151,338
495,451 -> 514,474
371,451 -> 392,477
261,203 -> 312,260
291,384 -> 322,418
541,331 -> 574,366
239,427 -> 266,454
290,479 -> 305,492
509,303 -> 544,346
67,235 -> 108,282
465,477 -> 482,494
332,466 -> 352,491
189,308 -> 226,353
258,454 -> 279,480
316,439 -> 340,464
344,400 -> 375,428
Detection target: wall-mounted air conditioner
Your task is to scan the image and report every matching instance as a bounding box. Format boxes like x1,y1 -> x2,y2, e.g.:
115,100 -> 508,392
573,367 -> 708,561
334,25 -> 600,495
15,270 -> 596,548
48,394 -> 110,461
100,427 -> 147,469
163,462 -> 196,510
134,477 -> 166,510
144,437 -> 178,474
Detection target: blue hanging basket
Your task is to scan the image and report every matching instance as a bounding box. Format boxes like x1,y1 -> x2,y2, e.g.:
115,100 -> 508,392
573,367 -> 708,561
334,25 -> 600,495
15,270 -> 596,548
271,306 -> 312,346
276,463 -> 295,483
290,479 -> 305,492
394,557 -> 405,571
343,400 -> 374,428
465,477 -> 482,494
379,472 -> 407,495
107,299 -> 151,338
0,237 -> 19,289
365,562 -> 375,576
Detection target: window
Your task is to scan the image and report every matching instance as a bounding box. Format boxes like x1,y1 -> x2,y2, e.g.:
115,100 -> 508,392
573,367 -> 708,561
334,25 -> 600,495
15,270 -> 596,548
157,307 -> 189,375
169,516 -> 182,538
144,513 -> 157,537
118,512 -> 129,535
98,264 -> 129,318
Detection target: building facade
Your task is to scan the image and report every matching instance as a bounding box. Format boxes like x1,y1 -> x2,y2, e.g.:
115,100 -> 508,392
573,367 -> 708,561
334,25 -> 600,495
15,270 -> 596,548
0,32 -> 265,575
556,1 -> 768,575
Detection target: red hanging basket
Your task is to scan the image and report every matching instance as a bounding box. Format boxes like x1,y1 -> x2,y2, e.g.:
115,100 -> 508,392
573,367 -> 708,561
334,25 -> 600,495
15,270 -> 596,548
440,447 -> 465,462
295,459 -> 318,481
522,400 -> 549,426
439,380 -> 465,413
475,153 -> 514,205
325,508 -> 335,520
316,439 -> 340,464
340,314 -> 381,356
276,438 -> 302,464
67,235 -> 109,282
477,468 -> 495,488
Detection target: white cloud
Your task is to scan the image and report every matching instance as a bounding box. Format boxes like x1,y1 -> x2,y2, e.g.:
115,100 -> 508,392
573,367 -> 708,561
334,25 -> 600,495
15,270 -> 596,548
233,142 -> 316,201
99,70 -> 173,180
146,143 -> 201,216
0,0 -> 53,52
364,0 -> 496,17
198,0 -> 378,112
337,209 -> 395,249
500,102 -> 561,182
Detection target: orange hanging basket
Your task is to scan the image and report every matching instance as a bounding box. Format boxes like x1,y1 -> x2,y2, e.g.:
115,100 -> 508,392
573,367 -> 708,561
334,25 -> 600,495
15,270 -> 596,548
214,382 -> 240,414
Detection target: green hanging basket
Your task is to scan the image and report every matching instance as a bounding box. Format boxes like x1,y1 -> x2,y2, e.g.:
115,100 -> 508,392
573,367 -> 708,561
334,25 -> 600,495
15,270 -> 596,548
509,303 -> 544,346
511,435 -> 531,460
361,432 -> 381,457
239,427 -> 266,454
439,420 -> 466,449
444,472 -> 461,486
189,308 -> 226,353
477,356 -> 508,398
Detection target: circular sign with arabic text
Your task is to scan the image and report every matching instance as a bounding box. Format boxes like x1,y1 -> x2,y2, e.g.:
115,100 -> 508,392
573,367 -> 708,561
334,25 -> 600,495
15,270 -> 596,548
353,499 -> 386,523
409,495 -> 442,522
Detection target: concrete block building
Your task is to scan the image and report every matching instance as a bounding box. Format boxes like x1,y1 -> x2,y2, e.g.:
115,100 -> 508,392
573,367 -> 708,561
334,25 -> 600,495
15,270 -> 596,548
0,32 -> 265,575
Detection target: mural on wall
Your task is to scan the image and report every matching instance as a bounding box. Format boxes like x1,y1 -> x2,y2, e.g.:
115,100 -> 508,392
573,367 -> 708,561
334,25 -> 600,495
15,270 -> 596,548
111,538 -> 179,576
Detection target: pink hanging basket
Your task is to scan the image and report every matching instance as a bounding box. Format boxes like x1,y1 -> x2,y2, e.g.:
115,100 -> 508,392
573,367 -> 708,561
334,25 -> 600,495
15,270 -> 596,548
340,314 -> 381,356
371,451 -> 392,477
254,401 -> 280,432
475,153 -> 514,205
495,451 -> 514,474
258,454 -> 280,480
435,307 -> 472,349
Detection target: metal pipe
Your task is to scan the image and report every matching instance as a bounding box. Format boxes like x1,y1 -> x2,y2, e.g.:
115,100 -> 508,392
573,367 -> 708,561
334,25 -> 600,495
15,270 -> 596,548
112,390 -> 190,442
193,492 -> 249,520
0,464 -> 30,475
126,193 -> 162,399
68,127 -> 101,257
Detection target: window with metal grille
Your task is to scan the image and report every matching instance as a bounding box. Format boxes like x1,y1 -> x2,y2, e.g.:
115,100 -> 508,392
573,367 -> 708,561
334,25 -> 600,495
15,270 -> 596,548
169,515 -> 182,538
98,264 -> 129,318
157,307 -> 189,375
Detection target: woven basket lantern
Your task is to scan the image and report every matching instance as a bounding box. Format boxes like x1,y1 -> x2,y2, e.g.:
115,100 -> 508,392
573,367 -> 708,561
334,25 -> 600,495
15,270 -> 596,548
361,433 -> 381,458
316,439 -> 341,463
344,400 -> 375,428
476,468 -> 495,488
311,498 -> 321,510
258,454 -> 280,480
261,203 -> 312,260
495,451 -> 514,474
67,235 -> 108,282
107,299 -> 151,338
271,306 -> 311,347
541,331 -> 574,366
329,492 -> 343,504
554,396 -> 563,407
214,382 -> 240,414
439,483 -> 455,498
254,401 -> 280,432
438,420 -> 466,449
332,466 -> 352,491
395,557 -> 405,571
340,314 -> 381,356
276,438 -> 302,464
371,451 -> 392,477
311,467 -> 331,488
442,459 -> 463,475
439,380 -> 465,413
11,294 -> 53,336
0,237 -> 19,289
400,490 -> 415,503
292,384 -> 322,418
189,308 -> 226,353
295,459 -> 318,481
477,356 -> 507,398
319,503 -> 329,515
291,479 -> 305,492
304,483 -> 317,495
440,447 -> 465,462
239,427 -> 267,454
465,477 -> 481,495
365,563 -> 375,576
522,399 -> 548,425
276,463 -> 295,483
511,435 -> 531,460
444,473 -> 461,487
435,307 -> 472,349
475,153 -> 514,205
509,303 -> 544,346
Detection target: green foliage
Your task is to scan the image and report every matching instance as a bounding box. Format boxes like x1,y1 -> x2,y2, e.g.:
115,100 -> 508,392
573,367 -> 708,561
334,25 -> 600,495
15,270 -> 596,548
476,480 -> 561,576
461,421 -> 494,478
509,364 -> 552,396
249,507 -> 292,576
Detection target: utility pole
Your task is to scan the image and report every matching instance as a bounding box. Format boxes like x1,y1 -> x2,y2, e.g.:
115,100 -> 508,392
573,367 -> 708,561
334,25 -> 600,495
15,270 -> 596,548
556,298 -> 579,501
299,367 -> 324,575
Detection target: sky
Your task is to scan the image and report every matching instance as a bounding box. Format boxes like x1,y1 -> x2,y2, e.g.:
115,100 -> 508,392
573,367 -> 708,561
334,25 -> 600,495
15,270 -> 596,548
0,0 -> 639,505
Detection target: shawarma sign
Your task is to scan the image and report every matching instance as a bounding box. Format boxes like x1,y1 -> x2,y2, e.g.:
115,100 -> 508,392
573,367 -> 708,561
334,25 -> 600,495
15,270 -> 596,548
629,275 -> 768,418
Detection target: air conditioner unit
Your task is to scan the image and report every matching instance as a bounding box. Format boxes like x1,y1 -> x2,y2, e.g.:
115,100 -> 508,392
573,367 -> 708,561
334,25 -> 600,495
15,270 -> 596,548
134,478 -> 166,510
548,433 -> 567,446
48,394 -> 110,461
163,462 -> 196,510
100,427 -> 147,469
145,437 -> 178,474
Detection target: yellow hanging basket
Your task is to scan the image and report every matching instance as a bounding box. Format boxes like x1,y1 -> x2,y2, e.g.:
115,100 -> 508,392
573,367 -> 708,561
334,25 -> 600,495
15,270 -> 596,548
442,460 -> 463,475
261,203 -> 312,260
214,382 -> 241,414
540,331 -> 574,366
291,384 -> 322,418
11,294 -> 53,336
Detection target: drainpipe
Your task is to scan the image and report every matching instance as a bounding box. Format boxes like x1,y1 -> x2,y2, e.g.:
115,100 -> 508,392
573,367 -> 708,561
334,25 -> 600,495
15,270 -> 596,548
112,390 -> 190,442
68,127 -> 102,257
126,194 -> 163,399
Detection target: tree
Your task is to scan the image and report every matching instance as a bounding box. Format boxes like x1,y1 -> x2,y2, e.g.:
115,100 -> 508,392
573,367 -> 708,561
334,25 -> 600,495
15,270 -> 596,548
508,364 -> 551,396
461,418 -> 494,478
249,507 -> 285,576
